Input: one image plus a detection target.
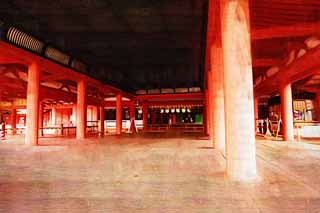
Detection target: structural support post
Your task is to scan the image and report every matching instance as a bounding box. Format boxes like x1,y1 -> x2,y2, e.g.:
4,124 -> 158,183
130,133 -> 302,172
254,97 -> 259,129
142,103 -> 148,130
129,101 -> 136,133
93,106 -> 99,121
221,0 -> 256,181
116,93 -> 122,135
39,102 -> 43,137
25,61 -> 40,145
76,80 -> 87,140
11,107 -> 17,135
281,83 -> 294,141
204,90 -> 210,136
51,106 -> 56,126
206,0 -> 226,154
211,50 -> 226,155
316,92 -> 320,122
71,105 -> 76,126
99,106 -> 105,135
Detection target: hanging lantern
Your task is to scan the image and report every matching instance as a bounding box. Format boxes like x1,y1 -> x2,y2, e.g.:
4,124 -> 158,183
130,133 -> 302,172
176,108 -> 180,113
160,109 -> 164,113
182,108 -> 186,113
165,108 -> 170,113
138,109 -> 143,114
187,108 -> 191,113
171,108 -> 175,113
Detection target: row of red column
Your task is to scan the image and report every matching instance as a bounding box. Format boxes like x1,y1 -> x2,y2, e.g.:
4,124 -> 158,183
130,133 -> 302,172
24,62 -> 107,145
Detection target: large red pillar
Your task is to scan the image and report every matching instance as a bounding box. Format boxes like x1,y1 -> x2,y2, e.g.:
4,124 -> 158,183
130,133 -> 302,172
129,101 -> 136,133
116,93 -> 122,135
11,107 -> 17,135
93,106 -> 99,121
281,83 -> 294,141
71,105 -> 76,126
25,61 -> 40,145
76,80 -> 87,140
39,102 -> 43,137
204,90 -> 211,136
142,103 -> 148,130
99,106 -> 105,135
220,0 -> 256,181
315,93 -> 320,122
254,96 -> 259,130
51,106 -> 56,126
206,0 -> 226,154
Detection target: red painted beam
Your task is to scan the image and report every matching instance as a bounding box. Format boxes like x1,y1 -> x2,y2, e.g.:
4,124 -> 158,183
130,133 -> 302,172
253,58 -> 282,67
136,92 -> 204,101
252,22 -> 320,40
0,41 -> 133,99
255,45 -> 320,96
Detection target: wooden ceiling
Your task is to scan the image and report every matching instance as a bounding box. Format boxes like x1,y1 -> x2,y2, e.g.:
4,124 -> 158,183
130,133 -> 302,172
250,0 -> 320,84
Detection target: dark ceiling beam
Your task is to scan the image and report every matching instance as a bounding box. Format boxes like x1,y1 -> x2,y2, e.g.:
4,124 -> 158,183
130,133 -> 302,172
252,22 -> 320,40
252,58 -> 282,67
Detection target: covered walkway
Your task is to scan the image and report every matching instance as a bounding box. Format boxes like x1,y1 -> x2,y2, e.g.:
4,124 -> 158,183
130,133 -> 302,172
1,135 -> 320,212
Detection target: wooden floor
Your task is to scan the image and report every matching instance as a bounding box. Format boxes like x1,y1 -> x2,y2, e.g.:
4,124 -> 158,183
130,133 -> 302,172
0,134 -> 320,212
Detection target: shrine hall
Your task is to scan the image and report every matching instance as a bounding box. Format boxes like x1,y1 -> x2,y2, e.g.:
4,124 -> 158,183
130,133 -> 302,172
1,0 -> 320,212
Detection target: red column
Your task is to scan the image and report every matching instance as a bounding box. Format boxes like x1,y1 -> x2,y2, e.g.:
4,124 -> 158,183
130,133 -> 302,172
51,106 -> 56,126
25,61 -> 40,145
210,45 -> 226,154
142,103 -> 148,130
99,106 -> 105,135
116,93 -> 122,135
76,80 -> 87,140
281,83 -> 294,141
93,106 -> 99,121
254,97 -> 259,130
39,102 -> 43,137
129,101 -> 136,133
71,105 -> 76,126
316,93 -> 320,122
204,90 -> 211,136
203,91 -> 208,134
11,108 -> 17,135
206,0 -> 225,154
220,0 -> 256,181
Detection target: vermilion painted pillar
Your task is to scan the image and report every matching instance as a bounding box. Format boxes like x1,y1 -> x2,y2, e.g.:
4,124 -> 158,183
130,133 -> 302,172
281,84 -> 294,141
25,61 -> 40,145
142,103 -> 148,130
316,93 -> 320,122
71,105 -> 76,126
204,90 -> 211,136
76,80 -> 87,140
206,0 -> 225,154
211,48 -> 225,154
39,103 -> 43,137
51,106 -> 56,126
116,94 -> 122,135
99,106 -> 105,135
11,108 -> 16,135
254,97 -> 259,129
93,106 -> 99,121
203,91 -> 208,135
129,101 -> 136,133
221,0 -> 256,181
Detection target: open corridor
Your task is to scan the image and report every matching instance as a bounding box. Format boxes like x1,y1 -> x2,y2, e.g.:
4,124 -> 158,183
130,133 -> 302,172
0,136 -> 320,212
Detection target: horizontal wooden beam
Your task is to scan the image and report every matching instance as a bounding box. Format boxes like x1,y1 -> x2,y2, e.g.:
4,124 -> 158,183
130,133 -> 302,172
254,46 -> 320,96
136,92 -> 204,101
0,41 -> 133,99
252,22 -> 320,40
253,58 -> 282,67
